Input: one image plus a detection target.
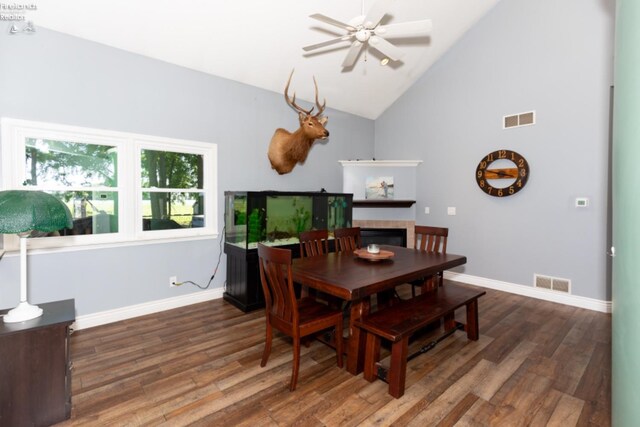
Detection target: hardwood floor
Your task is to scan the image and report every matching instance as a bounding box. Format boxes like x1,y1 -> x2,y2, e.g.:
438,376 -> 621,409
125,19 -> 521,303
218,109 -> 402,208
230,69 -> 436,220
57,282 -> 610,426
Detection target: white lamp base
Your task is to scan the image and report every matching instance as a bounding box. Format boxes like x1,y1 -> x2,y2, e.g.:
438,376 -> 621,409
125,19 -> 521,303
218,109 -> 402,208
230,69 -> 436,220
3,301 -> 43,323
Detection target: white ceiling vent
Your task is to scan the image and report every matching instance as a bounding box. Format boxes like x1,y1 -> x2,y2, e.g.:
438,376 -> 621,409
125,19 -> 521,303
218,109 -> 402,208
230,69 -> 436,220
534,274 -> 571,294
503,111 -> 536,129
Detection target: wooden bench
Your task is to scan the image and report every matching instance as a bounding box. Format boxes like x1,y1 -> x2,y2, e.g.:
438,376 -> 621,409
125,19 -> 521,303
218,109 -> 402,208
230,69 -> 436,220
353,283 -> 486,398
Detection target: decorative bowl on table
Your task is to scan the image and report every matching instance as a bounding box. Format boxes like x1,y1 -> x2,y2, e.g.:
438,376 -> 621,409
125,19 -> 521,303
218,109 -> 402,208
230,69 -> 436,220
353,248 -> 395,262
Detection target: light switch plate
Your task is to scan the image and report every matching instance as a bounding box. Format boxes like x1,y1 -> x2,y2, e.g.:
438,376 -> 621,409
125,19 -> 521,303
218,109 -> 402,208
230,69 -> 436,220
575,197 -> 589,208
424,207 -> 430,214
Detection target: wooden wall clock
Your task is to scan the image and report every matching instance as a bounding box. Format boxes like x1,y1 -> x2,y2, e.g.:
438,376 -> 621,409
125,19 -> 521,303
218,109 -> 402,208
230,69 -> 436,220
475,149 -> 529,197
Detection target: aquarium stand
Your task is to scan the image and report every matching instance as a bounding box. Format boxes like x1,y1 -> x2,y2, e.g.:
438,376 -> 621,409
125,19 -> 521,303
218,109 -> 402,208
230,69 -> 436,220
223,242 -> 301,312
223,245 -> 264,312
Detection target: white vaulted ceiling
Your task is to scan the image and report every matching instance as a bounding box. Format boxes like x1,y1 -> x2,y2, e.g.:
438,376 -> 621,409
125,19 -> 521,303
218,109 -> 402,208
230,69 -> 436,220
33,0 -> 500,119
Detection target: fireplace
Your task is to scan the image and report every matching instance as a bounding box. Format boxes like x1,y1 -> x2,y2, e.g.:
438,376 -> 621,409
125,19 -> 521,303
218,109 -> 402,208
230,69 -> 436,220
354,220 -> 415,248
361,228 -> 407,248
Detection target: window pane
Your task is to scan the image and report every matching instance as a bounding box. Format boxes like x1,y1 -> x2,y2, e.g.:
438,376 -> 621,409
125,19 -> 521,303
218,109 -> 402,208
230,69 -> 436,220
140,150 -> 203,189
141,191 -> 204,230
25,138 -> 117,187
30,191 -> 119,238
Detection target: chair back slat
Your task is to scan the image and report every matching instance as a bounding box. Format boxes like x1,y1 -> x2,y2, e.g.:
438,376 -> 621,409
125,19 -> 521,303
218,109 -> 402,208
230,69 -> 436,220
299,229 -> 330,258
414,226 -> 448,254
334,227 -> 362,252
258,244 -> 297,325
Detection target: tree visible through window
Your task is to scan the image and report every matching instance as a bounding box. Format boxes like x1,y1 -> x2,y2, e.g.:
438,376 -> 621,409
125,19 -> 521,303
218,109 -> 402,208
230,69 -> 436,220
25,138 -> 119,236
141,149 -> 205,230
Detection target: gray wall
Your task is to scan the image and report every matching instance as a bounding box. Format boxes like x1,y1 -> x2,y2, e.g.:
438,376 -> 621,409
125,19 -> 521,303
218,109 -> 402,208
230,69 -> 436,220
375,0 -> 614,300
0,29 -> 374,316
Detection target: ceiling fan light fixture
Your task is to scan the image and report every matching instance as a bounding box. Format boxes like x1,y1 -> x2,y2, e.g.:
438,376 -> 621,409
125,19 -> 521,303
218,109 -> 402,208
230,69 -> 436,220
355,29 -> 370,43
380,57 -> 390,66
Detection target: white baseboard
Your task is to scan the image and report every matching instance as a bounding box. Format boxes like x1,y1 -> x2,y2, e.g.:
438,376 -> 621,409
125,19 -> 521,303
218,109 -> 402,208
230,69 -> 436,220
72,272 -> 611,331
73,288 -> 225,330
444,272 -> 612,313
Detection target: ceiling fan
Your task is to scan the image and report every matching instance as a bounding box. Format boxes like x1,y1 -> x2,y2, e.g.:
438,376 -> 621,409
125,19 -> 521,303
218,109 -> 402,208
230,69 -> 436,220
303,0 -> 432,68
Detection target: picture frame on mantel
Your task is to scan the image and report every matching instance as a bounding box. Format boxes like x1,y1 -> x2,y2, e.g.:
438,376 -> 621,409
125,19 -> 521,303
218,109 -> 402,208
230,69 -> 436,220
366,176 -> 394,200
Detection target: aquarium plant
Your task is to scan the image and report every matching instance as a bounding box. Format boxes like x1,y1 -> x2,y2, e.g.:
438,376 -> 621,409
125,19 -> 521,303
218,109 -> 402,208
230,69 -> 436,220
292,205 -> 311,234
247,208 -> 265,243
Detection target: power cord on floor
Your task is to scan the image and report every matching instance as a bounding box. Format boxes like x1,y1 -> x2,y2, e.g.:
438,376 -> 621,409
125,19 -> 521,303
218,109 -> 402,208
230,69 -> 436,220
174,226 -> 225,290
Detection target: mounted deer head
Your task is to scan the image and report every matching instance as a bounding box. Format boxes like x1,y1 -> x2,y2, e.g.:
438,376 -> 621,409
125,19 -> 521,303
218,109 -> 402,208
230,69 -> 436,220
268,69 -> 329,175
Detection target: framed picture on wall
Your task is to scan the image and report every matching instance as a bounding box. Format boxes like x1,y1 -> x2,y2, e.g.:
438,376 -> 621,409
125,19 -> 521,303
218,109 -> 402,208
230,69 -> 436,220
365,176 -> 394,199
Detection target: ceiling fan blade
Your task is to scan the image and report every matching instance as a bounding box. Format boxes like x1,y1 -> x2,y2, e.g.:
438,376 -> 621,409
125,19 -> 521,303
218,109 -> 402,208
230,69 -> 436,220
375,19 -> 433,38
363,0 -> 394,29
342,41 -> 365,68
303,36 -> 352,52
368,36 -> 404,61
310,13 -> 356,31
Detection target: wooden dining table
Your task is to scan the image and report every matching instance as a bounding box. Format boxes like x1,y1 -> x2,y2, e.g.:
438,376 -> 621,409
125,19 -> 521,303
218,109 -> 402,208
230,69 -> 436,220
291,245 -> 467,375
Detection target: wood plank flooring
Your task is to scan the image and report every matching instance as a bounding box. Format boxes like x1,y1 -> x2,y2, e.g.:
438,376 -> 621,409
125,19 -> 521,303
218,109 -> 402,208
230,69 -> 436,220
57,282 -> 610,426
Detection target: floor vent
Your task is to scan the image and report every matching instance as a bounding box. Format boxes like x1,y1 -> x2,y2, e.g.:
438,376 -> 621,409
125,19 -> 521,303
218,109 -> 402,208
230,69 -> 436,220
503,111 -> 536,129
534,274 -> 571,294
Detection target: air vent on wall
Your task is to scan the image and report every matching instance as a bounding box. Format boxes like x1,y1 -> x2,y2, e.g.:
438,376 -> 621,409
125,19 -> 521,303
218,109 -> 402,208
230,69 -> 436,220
535,275 -> 552,290
503,111 -> 536,129
534,274 -> 571,294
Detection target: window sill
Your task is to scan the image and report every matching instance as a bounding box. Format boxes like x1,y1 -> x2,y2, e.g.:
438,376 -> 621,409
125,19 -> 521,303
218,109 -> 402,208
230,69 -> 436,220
0,233 -> 220,257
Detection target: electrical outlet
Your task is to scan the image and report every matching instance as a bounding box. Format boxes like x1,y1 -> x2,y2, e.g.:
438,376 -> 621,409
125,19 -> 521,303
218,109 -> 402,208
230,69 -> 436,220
424,207 -> 430,214
169,276 -> 178,287
447,207 -> 456,216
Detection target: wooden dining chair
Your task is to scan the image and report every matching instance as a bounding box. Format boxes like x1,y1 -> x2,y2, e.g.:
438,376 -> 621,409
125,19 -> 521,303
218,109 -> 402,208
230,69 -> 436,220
299,229 -> 330,258
298,229 -> 335,304
257,243 -> 343,391
334,227 -> 362,252
409,225 -> 449,297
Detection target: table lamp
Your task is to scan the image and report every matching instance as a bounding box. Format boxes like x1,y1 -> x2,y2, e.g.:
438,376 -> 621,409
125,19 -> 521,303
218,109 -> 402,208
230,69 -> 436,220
0,190 -> 72,323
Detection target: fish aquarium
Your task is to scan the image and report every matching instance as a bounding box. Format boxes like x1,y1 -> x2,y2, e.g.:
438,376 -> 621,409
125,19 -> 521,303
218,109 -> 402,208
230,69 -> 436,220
223,191 -> 353,312
224,191 -> 353,250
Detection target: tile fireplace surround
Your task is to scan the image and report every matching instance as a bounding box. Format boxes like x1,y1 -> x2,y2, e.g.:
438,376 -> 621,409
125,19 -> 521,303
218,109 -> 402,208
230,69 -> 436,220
353,220 -> 416,248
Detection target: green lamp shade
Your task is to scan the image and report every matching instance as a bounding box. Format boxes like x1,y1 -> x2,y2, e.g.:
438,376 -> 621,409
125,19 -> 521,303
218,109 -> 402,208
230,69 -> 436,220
0,190 -> 73,234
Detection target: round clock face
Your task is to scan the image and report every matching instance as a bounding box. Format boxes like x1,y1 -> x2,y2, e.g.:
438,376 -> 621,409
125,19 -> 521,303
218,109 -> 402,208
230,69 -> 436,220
475,150 -> 529,197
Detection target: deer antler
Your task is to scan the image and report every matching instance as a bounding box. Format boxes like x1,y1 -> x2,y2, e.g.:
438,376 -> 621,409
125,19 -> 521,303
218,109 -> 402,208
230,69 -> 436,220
313,76 -> 326,117
284,69 -> 314,115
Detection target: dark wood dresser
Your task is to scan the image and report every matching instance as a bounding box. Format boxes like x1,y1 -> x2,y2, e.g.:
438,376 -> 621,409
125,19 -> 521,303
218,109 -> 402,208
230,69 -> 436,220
0,299 -> 75,427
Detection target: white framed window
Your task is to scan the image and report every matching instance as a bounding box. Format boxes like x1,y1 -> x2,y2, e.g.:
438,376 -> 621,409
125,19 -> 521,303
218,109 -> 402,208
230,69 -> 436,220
1,118 -> 218,250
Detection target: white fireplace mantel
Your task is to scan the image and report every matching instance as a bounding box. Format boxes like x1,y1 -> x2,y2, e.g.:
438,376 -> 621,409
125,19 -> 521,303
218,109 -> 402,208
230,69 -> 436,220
340,159 -> 422,221
338,160 -> 423,168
